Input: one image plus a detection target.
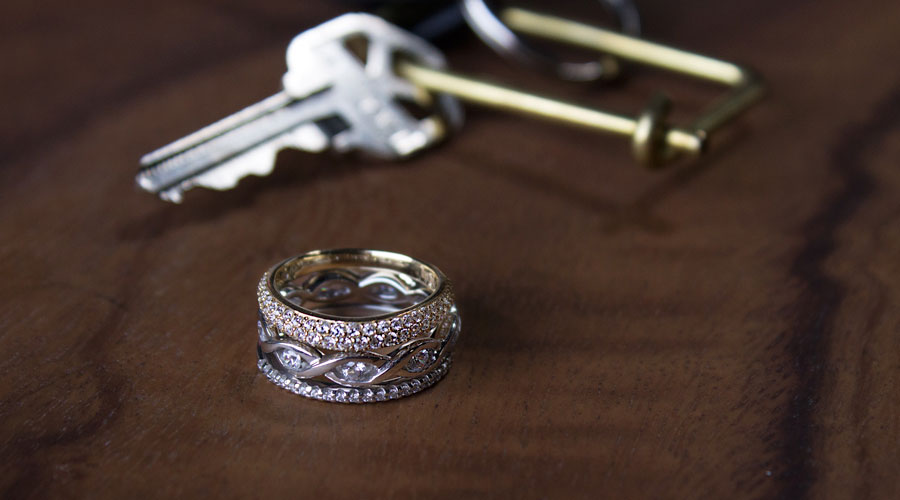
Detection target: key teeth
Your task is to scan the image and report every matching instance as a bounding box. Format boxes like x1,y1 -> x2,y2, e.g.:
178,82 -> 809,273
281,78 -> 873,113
159,189 -> 184,204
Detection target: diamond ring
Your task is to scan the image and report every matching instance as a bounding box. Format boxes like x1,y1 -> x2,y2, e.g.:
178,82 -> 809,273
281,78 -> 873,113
256,249 -> 459,403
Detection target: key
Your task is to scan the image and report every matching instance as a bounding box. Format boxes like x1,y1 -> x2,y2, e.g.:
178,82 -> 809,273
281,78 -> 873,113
137,13 -> 463,202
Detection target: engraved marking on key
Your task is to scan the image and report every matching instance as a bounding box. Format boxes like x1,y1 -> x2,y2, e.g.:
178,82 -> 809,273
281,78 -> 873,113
137,13 -> 463,202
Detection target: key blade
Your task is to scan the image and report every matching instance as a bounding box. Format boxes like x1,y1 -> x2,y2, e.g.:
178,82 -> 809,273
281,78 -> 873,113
139,92 -> 293,167
159,123 -> 330,202
137,91 -> 335,200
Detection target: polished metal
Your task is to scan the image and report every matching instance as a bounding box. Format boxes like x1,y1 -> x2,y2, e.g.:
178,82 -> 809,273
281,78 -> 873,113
403,7 -> 762,166
257,309 -> 459,385
460,0 -> 641,81
267,249 -> 448,324
137,13 -> 463,202
256,249 -> 460,403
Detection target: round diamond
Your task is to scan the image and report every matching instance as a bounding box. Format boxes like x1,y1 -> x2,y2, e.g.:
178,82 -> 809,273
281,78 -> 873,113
378,321 -> 391,334
276,349 -> 309,371
334,361 -> 379,383
353,336 -> 369,351
406,348 -> 437,372
331,323 -> 347,338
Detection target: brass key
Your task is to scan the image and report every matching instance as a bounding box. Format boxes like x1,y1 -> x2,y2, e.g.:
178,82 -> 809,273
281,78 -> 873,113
397,7 -> 764,167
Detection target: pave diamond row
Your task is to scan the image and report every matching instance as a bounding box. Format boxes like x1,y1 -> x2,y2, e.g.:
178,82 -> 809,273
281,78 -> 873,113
257,357 -> 451,403
257,275 -> 454,352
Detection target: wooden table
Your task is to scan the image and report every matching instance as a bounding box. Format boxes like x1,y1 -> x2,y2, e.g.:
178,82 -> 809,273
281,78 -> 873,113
2,1 -> 898,498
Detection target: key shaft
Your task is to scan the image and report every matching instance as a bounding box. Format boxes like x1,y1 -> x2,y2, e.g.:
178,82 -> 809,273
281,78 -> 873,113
137,91 -> 335,195
140,92 -> 293,167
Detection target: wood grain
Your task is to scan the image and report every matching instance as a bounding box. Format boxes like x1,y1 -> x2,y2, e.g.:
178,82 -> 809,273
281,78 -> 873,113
1,1 -> 899,498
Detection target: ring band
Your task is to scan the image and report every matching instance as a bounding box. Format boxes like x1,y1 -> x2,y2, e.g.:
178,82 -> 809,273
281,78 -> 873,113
256,249 -> 459,403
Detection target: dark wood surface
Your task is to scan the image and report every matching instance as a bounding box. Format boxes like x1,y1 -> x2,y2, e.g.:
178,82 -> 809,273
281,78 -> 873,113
2,1 -> 899,498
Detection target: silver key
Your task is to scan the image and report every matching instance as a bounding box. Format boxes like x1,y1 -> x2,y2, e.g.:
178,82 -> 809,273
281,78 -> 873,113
137,13 -> 463,202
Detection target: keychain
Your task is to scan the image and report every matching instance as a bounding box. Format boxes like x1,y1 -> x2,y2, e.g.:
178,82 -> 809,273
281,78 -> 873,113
137,5 -> 763,202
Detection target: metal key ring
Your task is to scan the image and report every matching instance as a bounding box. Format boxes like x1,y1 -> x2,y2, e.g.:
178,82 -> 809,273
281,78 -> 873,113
460,0 -> 641,81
